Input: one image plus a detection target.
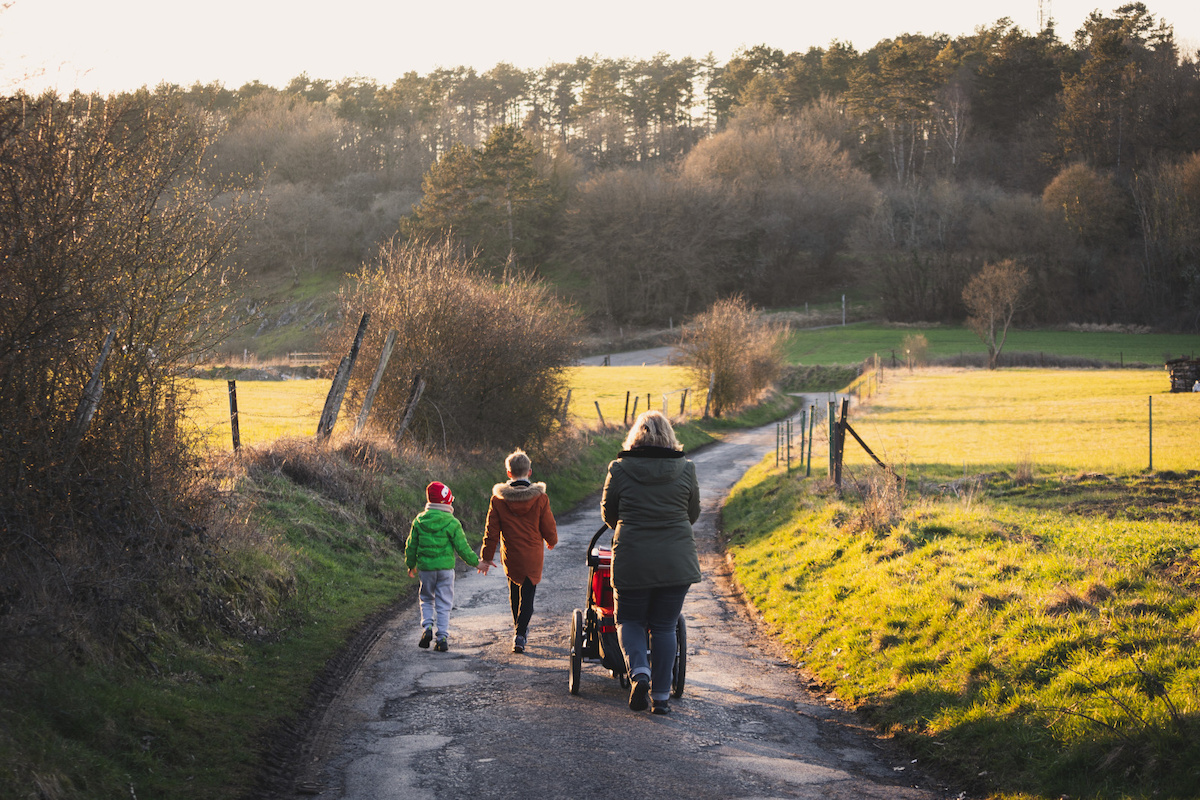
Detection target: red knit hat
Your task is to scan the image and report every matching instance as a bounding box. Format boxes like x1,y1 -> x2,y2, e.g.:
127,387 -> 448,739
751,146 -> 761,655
426,481 -> 453,505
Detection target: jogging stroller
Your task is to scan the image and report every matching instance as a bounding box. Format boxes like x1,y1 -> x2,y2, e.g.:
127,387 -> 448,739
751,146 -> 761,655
568,525 -> 686,697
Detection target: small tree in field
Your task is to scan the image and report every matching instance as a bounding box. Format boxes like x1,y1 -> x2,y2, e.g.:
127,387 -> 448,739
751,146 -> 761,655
677,297 -> 786,417
963,259 -> 1030,369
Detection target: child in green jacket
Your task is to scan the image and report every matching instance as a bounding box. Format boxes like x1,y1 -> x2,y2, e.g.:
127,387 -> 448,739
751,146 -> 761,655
406,481 -> 480,651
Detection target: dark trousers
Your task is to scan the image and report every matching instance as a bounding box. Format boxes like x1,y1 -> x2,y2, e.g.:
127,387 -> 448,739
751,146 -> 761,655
510,578 -> 537,637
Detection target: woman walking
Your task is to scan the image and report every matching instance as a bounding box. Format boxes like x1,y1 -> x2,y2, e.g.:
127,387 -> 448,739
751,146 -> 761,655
601,410 -> 700,714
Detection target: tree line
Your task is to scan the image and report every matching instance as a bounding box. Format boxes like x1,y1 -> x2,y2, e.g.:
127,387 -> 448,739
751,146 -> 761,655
12,4 -> 1200,332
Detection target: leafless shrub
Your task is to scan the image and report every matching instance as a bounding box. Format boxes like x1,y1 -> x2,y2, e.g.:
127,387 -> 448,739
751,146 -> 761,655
0,93 -> 253,668
327,237 -> 580,449
853,465 -> 908,534
676,297 -> 787,417
900,333 -> 929,369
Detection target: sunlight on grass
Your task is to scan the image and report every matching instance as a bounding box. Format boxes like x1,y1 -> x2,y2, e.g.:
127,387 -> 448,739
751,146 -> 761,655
565,366 -> 701,427
185,379 -> 329,449
185,366 -> 703,450
844,368 -> 1199,475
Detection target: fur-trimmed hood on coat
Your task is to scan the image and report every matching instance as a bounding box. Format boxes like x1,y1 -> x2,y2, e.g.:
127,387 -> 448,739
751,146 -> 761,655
491,480 -> 547,506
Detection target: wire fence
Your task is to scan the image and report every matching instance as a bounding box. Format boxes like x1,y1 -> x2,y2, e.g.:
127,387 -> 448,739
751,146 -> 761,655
769,370 -> 1200,478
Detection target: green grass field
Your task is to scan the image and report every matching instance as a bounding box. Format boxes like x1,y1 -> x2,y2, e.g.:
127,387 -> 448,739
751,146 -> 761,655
836,369 -> 1200,477
724,361 -> 1200,798
786,323 -> 1200,367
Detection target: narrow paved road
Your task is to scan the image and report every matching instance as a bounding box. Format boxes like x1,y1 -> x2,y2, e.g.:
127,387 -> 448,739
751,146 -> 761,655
290,425 -> 955,799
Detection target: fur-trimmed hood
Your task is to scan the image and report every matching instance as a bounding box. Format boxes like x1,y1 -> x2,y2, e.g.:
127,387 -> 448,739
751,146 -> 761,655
492,480 -> 547,505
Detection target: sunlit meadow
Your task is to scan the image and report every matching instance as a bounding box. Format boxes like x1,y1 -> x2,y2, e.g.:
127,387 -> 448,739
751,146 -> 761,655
840,368 -> 1199,477
185,366 -> 703,449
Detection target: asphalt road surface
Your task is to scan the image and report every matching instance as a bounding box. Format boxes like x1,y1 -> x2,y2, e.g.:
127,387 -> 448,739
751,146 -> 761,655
290,424 -> 955,799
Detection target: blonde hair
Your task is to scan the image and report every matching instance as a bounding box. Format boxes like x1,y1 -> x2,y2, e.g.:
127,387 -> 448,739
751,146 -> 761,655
622,410 -> 682,451
505,448 -> 532,477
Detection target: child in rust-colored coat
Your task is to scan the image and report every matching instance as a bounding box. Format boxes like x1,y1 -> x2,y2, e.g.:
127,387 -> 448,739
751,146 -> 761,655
478,449 -> 557,653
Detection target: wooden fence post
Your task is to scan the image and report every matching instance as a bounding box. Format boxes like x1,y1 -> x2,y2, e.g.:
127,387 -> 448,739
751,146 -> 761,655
1148,395 -> 1153,472
394,374 -> 426,445
806,404 -> 815,477
630,394 -> 639,421
64,328 -> 117,460
623,391 -> 631,425
354,328 -> 397,436
561,389 -> 572,424
228,380 -> 241,452
317,312 -> 369,441
827,399 -> 836,478
703,372 -> 715,418
594,401 -> 606,428
679,388 -> 688,417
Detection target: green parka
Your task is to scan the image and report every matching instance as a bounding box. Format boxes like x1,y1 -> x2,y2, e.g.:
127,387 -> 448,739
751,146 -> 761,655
405,506 -> 480,572
601,446 -> 701,590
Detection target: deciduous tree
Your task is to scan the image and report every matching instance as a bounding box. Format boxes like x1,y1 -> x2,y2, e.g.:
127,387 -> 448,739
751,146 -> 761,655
963,259 -> 1030,368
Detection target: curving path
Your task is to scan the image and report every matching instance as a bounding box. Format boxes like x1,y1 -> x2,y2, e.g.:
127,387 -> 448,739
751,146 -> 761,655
287,424 -> 955,799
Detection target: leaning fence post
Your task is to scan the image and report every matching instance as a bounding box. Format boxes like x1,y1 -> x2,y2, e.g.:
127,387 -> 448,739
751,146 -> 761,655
64,328 -> 117,461
354,328 -> 397,436
623,391 -> 631,425
228,380 -> 241,452
394,374 -> 426,445
595,401 -> 606,428
317,311 -> 370,441
630,394 -> 639,421
679,388 -> 688,417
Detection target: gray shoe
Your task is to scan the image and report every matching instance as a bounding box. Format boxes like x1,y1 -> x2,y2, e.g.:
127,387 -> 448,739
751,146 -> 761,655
418,627 -> 433,648
651,698 -> 671,715
434,637 -> 448,652
512,635 -> 526,654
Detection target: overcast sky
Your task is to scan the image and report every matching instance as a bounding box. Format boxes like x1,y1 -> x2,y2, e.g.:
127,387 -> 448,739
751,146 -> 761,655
3,0 -> 1199,96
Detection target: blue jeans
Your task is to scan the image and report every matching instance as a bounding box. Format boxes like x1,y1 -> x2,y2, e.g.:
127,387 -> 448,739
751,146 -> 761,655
614,584 -> 689,701
418,569 -> 455,639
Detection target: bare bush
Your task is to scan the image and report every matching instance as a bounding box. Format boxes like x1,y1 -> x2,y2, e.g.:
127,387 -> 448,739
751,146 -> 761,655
677,297 -> 786,417
328,237 -> 580,449
0,92 -> 252,665
900,333 -> 929,369
854,465 -> 908,534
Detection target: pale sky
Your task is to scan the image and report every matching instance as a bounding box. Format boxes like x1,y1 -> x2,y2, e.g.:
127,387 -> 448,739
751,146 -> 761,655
3,0 -> 1199,96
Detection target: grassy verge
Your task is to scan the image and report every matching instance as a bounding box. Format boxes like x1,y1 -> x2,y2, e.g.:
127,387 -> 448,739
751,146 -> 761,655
0,386 -> 792,799
722,436 -> 1200,796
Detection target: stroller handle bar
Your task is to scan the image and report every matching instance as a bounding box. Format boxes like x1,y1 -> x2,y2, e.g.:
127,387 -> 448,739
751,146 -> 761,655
587,524 -> 612,567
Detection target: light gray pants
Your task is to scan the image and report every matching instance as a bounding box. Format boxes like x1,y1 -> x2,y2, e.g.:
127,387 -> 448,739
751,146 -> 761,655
418,569 -> 455,639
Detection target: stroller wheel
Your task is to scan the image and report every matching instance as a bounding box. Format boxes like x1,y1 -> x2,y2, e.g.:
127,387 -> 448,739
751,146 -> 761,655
568,608 -> 583,695
671,614 -> 687,698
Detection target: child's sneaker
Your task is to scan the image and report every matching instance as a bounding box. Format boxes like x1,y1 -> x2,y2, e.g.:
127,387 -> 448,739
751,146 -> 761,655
512,635 -> 526,654
434,637 -> 448,652
418,627 -> 433,649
